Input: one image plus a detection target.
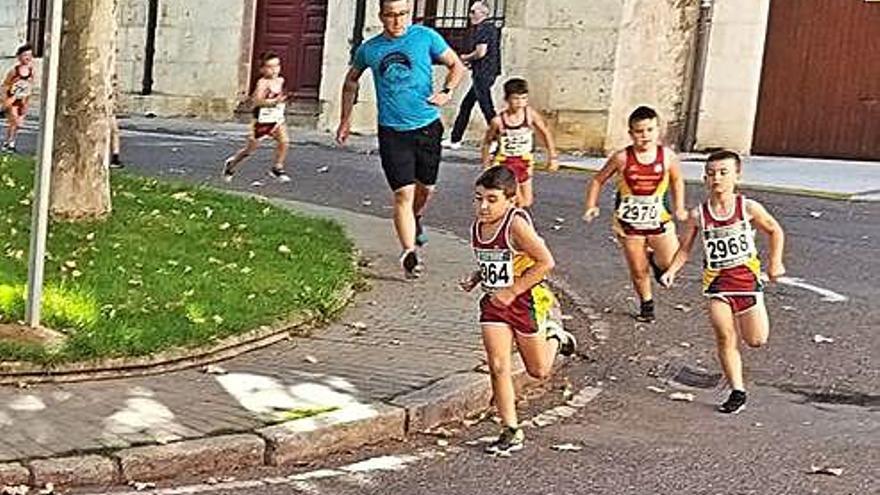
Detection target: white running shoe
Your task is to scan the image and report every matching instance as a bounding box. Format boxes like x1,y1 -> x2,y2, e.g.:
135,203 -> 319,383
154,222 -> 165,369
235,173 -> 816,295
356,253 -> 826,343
441,138 -> 462,150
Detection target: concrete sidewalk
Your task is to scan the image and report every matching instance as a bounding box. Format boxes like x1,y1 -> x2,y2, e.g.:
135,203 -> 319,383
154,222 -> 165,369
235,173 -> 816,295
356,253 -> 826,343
0,198 -> 574,489
110,116 -> 880,201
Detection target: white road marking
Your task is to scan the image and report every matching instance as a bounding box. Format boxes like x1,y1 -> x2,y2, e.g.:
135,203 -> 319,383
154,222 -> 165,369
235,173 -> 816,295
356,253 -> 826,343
775,276 -> 849,302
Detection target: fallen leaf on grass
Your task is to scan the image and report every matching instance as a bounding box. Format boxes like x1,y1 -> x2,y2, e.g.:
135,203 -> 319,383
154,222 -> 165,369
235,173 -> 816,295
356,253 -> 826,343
551,443 -> 583,452
809,465 -> 843,477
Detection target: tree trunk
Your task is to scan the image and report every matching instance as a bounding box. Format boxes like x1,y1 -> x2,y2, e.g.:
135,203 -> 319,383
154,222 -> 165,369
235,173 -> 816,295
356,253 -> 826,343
49,0 -> 116,220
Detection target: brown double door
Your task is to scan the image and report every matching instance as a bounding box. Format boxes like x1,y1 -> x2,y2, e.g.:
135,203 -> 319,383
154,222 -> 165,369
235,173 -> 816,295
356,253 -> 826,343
252,0 -> 328,100
753,0 -> 880,160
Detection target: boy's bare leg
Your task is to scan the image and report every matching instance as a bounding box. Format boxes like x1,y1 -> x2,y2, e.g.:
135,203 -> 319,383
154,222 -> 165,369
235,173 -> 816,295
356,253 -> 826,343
621,236 -> 652,302
272,126 -> 289,170
709,299 -> 745,390
736,299 -> 770,348
515,331 -> 559,380
482,324 -> 518,428
517,178 -> 534,208
646,225 -> 679,269
227,137 -> 259,172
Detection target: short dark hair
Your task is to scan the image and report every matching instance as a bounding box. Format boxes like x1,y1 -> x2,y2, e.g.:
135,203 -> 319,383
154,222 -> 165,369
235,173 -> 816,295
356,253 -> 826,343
16,44 -> 33,56
380,0 -> 406,9
503,78 -> 528,99
628,105 -> 659,128
260,51 -> 280,65
476,166 -> 517,198
706,149 -> 743,172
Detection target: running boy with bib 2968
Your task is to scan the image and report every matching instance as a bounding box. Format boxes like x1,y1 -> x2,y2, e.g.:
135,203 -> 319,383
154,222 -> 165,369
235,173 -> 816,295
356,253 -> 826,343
583,106 -> 687,322
661,150 -> 786,414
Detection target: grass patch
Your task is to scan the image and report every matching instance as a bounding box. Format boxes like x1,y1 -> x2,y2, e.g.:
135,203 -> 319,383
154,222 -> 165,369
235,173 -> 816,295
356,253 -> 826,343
0,154 -> 356,363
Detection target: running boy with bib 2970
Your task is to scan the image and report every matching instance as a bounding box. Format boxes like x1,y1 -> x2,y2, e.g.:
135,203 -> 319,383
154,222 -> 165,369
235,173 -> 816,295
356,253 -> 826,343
661,150 -> 786,414
583,106 -> 687,322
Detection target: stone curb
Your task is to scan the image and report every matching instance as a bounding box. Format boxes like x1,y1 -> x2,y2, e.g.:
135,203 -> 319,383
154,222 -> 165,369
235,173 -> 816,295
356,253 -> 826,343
115,434 -> 265,483
258,403 -> 406,467
29,454 -> 118,487
0,462 -> 29,486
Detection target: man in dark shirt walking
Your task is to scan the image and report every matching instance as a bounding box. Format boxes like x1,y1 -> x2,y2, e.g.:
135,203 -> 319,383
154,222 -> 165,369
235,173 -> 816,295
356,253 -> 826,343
443,1 -> 500,149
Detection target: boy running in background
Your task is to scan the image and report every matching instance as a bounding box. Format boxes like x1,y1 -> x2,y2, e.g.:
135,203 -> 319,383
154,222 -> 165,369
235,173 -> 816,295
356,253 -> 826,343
583,106 -> 687,322
461,166 -> 576,455
661,150 -> 785,414
2,44 -> 36,152
223,52 -> 291,183
480,78 -> 559,208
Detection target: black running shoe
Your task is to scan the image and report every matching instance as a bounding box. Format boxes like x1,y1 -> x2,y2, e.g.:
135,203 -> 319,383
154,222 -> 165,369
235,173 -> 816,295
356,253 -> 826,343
718,390 -> 747,414
635,299 -> 655,323
415,215 -> 428,247
485,427 -> 525,455
268,167 -> 292,183
400,249 -> 422,279
109,153 -> 124,170
222,158 -> 235,182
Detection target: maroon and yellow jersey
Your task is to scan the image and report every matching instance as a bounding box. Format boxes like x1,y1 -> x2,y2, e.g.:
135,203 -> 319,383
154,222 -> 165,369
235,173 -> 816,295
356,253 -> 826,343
700,194 -> 763,296
613,145 -> 672,235
471,207 -> 535,292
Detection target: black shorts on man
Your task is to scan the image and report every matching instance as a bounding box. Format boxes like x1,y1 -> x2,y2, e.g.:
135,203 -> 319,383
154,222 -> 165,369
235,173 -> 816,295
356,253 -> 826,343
377,119 -> 443,191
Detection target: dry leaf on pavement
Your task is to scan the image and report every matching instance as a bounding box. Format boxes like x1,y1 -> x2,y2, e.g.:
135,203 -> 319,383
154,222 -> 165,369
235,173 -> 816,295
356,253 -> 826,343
668,392 -> 695,402
551,443 -> 584,452
809,465 -> 843,476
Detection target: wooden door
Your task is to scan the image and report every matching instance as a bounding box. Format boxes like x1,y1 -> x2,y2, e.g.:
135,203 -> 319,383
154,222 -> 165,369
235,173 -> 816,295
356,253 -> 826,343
753,0 -> 880,160
252,0 -> 328,100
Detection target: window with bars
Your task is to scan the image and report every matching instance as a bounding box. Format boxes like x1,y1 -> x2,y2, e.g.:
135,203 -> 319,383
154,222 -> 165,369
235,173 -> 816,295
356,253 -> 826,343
413,0 -> 506,51
26,0 -> 47,56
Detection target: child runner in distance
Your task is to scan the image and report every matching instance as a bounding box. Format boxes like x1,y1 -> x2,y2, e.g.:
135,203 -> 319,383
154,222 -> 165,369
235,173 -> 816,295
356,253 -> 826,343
583,106 -> 687,322
660,150 -> 785,414
1,44 -> 35,152
480,78 -> 559,208
223,51 -> 291,183
461,166 -> 577,456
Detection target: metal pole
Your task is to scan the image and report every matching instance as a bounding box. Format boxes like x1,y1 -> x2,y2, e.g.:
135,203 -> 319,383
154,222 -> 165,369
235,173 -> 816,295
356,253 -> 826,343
142,0 -> 159,95
25,0 -> 64,327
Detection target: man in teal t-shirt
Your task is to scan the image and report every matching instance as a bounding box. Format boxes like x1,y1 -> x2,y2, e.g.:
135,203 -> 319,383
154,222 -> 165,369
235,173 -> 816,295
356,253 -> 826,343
337,0 -> 465,279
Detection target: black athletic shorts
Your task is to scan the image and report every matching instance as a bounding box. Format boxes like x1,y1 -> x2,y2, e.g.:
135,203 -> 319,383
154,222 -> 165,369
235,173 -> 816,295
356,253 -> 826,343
377,119 -> 443,191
